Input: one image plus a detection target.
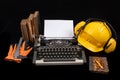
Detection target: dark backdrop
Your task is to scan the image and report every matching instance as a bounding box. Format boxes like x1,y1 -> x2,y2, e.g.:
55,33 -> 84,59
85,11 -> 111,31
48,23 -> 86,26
1,0 -> 120,41
0,0 -> 120,79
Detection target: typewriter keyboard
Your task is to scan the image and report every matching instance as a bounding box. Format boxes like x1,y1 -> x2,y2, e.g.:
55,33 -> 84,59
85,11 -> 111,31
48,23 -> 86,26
36,45 -> 83,62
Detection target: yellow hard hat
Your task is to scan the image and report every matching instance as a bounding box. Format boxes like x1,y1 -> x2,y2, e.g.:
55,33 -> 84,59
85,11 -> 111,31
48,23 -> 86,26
74,19 -> 117,53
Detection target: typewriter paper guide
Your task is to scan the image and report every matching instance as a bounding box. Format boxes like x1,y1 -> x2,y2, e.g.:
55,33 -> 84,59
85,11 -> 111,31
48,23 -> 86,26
44,20 -> 74,39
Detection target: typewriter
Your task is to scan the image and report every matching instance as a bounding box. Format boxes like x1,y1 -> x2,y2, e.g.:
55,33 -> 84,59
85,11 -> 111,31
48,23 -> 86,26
33,38 -> 86,65
32,20 -> 86,65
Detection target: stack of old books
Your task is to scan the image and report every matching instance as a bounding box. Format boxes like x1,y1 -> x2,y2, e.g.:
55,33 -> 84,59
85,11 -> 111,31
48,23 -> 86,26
20,11 -> 40,42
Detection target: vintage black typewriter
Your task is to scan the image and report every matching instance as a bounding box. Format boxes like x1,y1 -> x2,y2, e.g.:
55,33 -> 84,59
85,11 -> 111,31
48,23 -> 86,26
33,38 -> 86,65
32,20 -> 86,65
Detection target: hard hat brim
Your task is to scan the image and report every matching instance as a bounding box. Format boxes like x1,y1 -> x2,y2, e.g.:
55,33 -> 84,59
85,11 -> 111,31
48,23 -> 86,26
77,35 -> 103,52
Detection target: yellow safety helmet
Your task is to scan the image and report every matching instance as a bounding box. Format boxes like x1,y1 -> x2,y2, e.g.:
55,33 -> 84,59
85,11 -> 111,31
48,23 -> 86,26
74,18 -> 117,53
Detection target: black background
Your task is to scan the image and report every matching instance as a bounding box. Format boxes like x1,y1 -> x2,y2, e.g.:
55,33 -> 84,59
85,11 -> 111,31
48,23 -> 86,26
0,0 -> 120,79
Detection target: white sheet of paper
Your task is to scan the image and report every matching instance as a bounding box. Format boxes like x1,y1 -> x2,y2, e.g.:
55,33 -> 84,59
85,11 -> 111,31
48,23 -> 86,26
44,20 -> 74,39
